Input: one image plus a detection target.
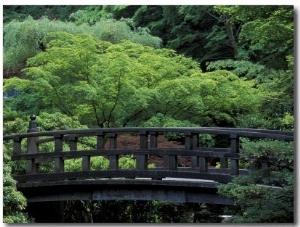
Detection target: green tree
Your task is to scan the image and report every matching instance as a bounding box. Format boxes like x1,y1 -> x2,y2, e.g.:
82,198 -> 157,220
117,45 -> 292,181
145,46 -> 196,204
5,32 -> 260,128
218,139 -> 294,223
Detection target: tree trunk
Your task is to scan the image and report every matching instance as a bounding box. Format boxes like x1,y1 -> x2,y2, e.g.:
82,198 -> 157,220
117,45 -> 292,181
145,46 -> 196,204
224,18 -> 239,59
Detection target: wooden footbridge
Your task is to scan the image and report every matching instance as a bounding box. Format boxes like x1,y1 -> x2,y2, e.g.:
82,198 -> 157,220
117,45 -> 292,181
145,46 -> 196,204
3,116 -> 293,205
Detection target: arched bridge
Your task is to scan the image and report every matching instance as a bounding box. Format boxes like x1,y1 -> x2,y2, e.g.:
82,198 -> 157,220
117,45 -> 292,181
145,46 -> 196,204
3,116 -> 294,205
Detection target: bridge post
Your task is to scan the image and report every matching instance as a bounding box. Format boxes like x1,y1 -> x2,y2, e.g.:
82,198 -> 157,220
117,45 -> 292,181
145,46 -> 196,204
26,115 -> 39,174
54,134 -> 64,172
230,134 -> 239,175
108,133 -> 118,169
137,130 -> 148,170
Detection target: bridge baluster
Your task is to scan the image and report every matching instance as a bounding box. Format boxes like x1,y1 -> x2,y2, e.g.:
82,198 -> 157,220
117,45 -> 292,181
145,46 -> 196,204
190,133 -> 207,172
192,133 -> 200,169
163,130 -> 183,171
230,134 -> 239,175
13,136 -> 22,154
54,134 -> 64,172
149,132 -> 158,148
26,115 -> 39,174
108,133 -> 118,169
220,157 -> 228,169
137,130 -> 148,170
68,135 -> 78,151
164,154 -> 177,170
96,132 -> 105,149
185,131 -> 192,150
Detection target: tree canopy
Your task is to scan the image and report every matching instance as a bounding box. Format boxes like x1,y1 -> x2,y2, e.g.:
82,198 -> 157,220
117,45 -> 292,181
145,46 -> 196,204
5,32 -> 260,128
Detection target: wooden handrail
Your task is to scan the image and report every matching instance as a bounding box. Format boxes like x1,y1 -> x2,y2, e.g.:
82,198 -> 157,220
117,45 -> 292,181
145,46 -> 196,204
3,127 -> 294,140
4,116 -> 294,186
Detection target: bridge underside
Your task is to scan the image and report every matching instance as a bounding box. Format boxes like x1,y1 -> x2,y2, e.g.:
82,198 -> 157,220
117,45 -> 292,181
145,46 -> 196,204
17,179 -> 233,205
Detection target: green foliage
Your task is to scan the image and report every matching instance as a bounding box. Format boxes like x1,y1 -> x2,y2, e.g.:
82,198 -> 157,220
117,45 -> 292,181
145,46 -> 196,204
218,139 -> 294,223
36,112 -> 88,131
3,115 -> 28,135
3,146 -> 33,223
207,55 -> 294,130
3,17 -> 86,70
143,113 -> 197,140
207,59 -> 279,81
214,5 -> 293,69
3,16 -> 161,73
64,156 -> 110,172
5,31 -> 260,129
131,5 -> 231,63
4,32 -> 259,127
3,5 -> 86,23
240,138 -> 294,171
192,70 -> 259,126
37,200 -> 225,223
69,6 -> 107,25
18,34 -> 198,127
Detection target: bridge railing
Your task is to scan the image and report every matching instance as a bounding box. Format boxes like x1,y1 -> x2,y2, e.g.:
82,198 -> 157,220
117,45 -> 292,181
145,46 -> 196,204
3,115 -> 294,184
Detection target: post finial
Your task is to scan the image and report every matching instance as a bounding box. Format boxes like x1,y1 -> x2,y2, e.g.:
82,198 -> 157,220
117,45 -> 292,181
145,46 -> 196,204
27,115 -> 39,133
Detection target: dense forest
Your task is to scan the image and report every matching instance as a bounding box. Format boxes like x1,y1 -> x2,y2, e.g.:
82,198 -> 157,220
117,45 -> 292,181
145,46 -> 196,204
3,5 -> 294,223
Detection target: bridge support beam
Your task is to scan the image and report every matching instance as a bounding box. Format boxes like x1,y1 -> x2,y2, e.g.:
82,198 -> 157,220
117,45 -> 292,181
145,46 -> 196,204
18,181 -> 234,205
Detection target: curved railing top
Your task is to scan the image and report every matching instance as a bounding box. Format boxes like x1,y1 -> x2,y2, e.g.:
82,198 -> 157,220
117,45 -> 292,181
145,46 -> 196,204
3,126 -> 294,141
